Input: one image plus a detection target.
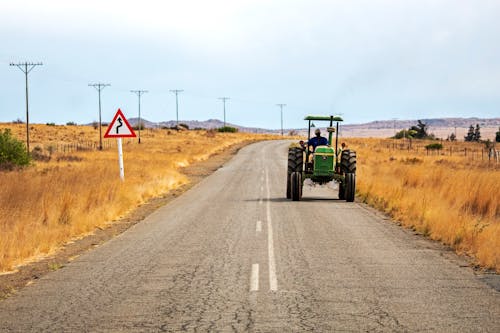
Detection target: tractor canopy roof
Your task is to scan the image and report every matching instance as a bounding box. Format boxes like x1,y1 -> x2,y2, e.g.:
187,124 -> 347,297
304,115 -> 343,122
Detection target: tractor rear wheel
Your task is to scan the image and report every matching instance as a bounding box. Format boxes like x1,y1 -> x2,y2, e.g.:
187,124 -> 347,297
287,147 -> 303,199
341,149 -> 357,174
338,181 -> 345,200
345,173 -> 356,202
287,174 -> 291,199
291,171 -> 302,201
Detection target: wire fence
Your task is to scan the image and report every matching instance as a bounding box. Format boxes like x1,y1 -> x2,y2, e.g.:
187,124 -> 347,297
40,139 -> 137,154
383,140 -> 499,163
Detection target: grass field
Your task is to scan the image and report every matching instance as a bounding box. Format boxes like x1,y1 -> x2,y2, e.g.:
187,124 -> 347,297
349,138 -> 499,272
0,124 -> 277,272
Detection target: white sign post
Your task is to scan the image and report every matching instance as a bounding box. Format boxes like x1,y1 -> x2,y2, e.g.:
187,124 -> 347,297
117,137 -> 124,180
104,109 -> 136,181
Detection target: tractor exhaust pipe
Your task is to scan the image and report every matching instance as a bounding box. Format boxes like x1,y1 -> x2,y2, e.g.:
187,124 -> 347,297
335,120 -> 339,166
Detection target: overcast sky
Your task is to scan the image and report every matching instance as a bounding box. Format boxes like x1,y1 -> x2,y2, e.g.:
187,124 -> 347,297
1,0 -> 499,129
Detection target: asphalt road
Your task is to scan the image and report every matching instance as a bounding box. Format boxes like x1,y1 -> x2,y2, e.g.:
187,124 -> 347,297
0,141 -> 499,332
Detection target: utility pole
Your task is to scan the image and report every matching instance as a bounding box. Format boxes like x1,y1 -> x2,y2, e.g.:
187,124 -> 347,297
218,97 -> 230,127
392,118 -> 398,138
9,61 -> 43,154
130,90 -> 148,143
276,104 -> 286,136
170,89 -> 183,125
403,121 -> 406,142
88,83 -> 111,150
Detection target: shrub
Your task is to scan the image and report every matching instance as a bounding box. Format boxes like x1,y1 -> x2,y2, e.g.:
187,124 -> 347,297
218,126 -> 238,133
133,122 -> 145,130
56,155 -> 83,162
393,129 -> 417,139
205,129 -> 217,138
409,120 -> 429,139
46,122 -> 56,126
169,125 -> 187,131
31,146 -> 51,162
401,157 -> 423,164
394,121 -> 437,140
0,129 -> 31,170
484,139 -> 494,150
66,121 -> 77,126
425,143 -> 443,150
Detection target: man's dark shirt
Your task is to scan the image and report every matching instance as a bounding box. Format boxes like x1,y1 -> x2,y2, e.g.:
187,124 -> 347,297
308,136 -> 328,150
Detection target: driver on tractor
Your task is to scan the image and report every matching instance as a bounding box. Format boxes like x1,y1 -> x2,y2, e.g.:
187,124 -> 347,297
302,128 -> 328,151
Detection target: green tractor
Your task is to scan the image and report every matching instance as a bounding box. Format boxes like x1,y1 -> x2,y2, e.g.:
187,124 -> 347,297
286,115 -> 357,202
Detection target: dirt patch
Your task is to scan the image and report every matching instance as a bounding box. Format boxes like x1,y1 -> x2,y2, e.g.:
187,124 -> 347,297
0,140 -> 254,300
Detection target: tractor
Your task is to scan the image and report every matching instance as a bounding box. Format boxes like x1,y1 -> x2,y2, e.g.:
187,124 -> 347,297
286,115 -> 357,201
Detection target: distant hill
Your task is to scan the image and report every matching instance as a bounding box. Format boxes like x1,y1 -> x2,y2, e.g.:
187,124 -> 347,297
341,117 -> 500,140
343,117 -> 500,130
127,118 -> 275,134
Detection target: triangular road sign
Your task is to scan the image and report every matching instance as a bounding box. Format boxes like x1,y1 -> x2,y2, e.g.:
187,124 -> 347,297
104,109 -> 137,138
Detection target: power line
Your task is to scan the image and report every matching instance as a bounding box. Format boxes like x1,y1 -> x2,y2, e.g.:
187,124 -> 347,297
9,61 -> 43,154
88,83 -> 111,150
276,104 -> 286,136
169,89 -> 183,125
130,90 -> 148,144
218,97 -> 230,127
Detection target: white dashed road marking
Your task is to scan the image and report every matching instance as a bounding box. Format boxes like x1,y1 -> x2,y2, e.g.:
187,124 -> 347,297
250,264 -> 259,291
265,168 -> 278,291
256,221 -> 262,233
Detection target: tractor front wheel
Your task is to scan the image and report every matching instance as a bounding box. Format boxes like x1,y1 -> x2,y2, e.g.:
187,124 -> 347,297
291,171 -> 302,201
344,173 -> 356,202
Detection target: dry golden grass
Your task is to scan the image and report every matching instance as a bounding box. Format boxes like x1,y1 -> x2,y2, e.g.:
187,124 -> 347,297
347,138 -> 499,272
0,124 -> 278,272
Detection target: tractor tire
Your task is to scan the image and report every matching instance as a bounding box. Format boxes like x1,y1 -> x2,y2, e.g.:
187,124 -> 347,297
286,174 -> 291,199
344,173 -> 356,202
338,181 -> 345,200
341,149 -> 357,174
291,171 -> 302,201
287,147 -> 303,199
